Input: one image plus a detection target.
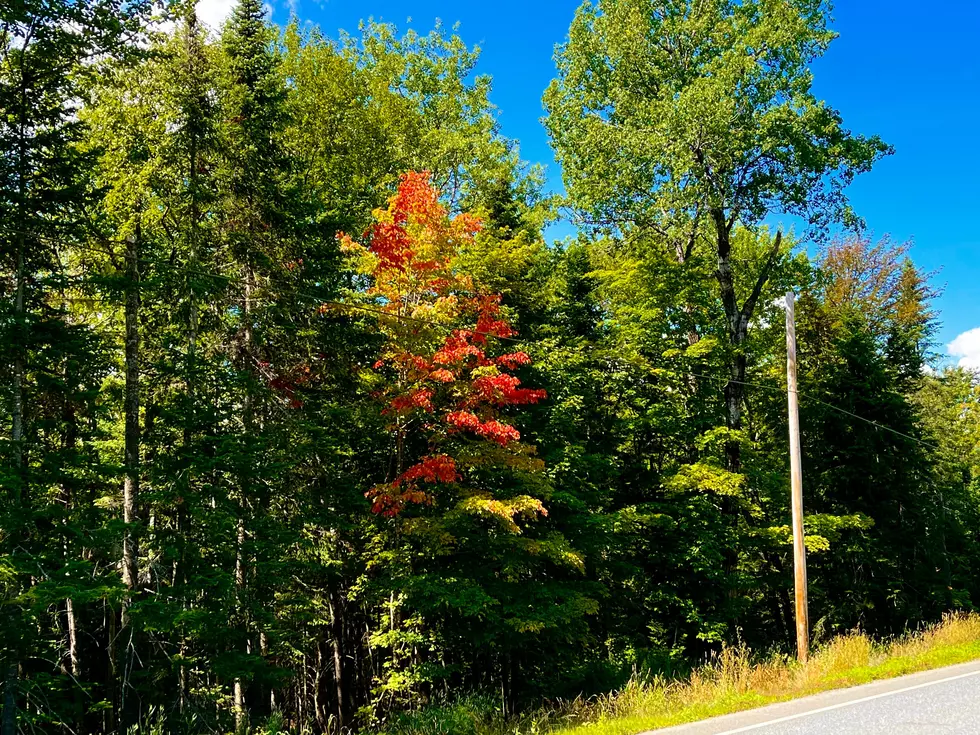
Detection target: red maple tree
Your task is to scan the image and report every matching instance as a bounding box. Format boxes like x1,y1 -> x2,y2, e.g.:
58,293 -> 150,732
338,171 -> 547,531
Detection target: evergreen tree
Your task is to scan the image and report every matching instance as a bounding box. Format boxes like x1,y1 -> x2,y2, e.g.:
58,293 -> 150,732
3,2 -> 978,730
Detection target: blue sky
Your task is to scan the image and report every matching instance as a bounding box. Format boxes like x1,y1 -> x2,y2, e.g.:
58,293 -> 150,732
200,0 -> 980,365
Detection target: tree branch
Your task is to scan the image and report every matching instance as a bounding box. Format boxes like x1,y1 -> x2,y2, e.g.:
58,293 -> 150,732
739,230 -> 783,333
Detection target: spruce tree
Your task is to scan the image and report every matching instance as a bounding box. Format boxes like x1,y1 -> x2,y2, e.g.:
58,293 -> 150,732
219,0 -> 301,724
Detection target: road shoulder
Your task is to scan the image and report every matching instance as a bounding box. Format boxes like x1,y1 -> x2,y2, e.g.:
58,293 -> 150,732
644,658 -> 980,734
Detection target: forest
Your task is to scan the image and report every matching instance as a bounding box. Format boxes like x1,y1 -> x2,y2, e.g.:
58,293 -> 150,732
2,0 -> 979,732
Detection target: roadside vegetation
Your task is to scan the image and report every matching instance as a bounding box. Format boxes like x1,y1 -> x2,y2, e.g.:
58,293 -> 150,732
383,614 -> 980,735
5,0 -> 980,731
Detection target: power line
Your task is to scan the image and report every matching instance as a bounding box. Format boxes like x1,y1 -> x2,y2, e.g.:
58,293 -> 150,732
686,373 -> 937,450
803,394 -> 937,449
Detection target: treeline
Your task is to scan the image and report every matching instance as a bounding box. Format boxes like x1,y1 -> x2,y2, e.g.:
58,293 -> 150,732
2,0 -> 979,733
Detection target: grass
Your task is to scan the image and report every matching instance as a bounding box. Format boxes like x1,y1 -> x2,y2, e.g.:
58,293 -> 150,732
381,613 -> 980,735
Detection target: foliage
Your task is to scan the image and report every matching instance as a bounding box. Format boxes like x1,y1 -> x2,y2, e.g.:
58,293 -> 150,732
544,0 -> 891,235
1,1 -> 978,734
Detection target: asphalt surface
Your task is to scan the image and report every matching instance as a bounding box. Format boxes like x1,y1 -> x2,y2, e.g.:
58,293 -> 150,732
646,658 -> 980,734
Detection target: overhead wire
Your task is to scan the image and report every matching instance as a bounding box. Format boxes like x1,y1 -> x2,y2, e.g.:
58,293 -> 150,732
684,372 -> 937,450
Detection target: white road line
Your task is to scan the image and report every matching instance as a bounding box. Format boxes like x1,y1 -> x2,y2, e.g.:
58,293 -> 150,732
715,667 -> 980,734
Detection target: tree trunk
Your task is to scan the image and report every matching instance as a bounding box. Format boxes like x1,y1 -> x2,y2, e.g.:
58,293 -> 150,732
260,632 -> 273,712
234,264 -> 255,731
713,215 -> 783,475
178,12 -> 202,712
726,347 -> 747,472
59,351 -> 82,692
122,229 -> 141,604
313,643 -> 327,732
66,598 -> 80,677
11,232 -> 25,498
120,226 -> 142,728
711,209 -> 743,608
711,213 -> 783,612
3,120 -> 28,735
234,517 -> 247,732
106,601 -> 118,734
712,208 -> 743,473
2,664 -> 16,735
329,590 -> 346,727
673,229 -> 702,348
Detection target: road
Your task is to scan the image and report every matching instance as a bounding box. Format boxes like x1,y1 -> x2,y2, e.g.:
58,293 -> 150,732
646,658 -> 980,734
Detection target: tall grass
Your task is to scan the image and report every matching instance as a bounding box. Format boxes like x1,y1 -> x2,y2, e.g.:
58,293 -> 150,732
379,613 -> 980,735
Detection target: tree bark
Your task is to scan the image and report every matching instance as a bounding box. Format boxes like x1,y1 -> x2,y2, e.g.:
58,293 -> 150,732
122,229 -> 141,605
234,516 -> 247,732
66,598 -> 80,677
234,264 -> 255,732
712,210 -> 784,608
3,86 -> 28,735
712,208 -> 744,473
11,231 -> 25,498
2,664 -> 16,735
712,213 -> 783,472
329,590 -> 346,727
120,226 -> 142,728
177,11 -> 202,713
59,348 -> 82,689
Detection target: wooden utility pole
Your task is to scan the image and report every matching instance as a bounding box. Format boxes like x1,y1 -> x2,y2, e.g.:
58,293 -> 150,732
785,291 -> 809,663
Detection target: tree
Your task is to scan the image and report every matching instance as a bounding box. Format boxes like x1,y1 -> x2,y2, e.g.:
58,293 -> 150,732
79,50 -> 159,731
819,234 -> 939,391
340,172 -> 593,715
0,0 -> 148,729
341,170 -> 548,521
770,241 -> 963,635
4,1 -> 977,729
218,0 -> 306,724
545,0 -> 890,472
282,17 -> 539,234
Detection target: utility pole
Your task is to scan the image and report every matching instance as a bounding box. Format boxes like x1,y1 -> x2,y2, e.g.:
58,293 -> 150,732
785,291 -> 809,663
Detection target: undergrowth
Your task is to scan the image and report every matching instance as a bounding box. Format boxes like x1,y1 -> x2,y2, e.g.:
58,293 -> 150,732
377,612 -> 980,735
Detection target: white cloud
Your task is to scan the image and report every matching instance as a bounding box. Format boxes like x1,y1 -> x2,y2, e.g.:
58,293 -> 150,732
196,0 -> 236,30
947,327 -> 980,370
144,0 -> 242,39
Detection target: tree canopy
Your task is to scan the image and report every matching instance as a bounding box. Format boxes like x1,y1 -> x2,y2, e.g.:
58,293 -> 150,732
1,1 -> 976,733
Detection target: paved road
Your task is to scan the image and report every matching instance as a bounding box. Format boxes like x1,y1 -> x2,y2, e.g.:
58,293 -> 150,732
646,658 -> 980,734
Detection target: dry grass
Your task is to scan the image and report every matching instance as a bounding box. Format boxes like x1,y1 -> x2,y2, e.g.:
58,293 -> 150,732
542,613 -> 980,735
382,613 -> 980,735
